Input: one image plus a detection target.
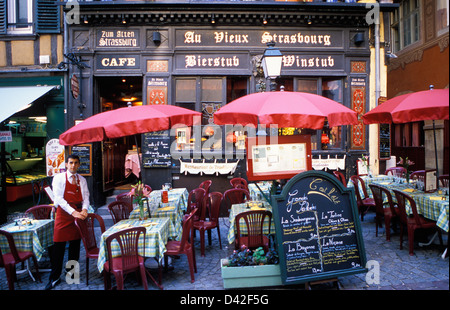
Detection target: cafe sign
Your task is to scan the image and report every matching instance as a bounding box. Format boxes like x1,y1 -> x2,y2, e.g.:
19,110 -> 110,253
96,55 -> 140,69
96,29 -> 140,48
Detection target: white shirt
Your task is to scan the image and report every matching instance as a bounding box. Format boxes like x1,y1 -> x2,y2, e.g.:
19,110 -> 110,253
52,171 -> 90,215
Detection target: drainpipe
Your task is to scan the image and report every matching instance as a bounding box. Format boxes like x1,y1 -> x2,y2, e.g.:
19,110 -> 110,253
63,11 -> 69,131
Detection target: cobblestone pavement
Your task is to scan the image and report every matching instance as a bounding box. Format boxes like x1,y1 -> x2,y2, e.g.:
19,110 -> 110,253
1,209 -> 448,293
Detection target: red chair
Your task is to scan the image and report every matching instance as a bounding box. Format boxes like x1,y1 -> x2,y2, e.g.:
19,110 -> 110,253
198,180 -> 212,196
107,200 -> 133,224
393,190 -> 443,256
116,192 -> 133,205
75,213 -> 106,285
223,188 -> 251,215
350,175 -> 376,221
230,177 -> 248,191
193,192 -> 223,257
235,210 -> 272,252
385,167 -> 407,178
164,209 -> 198,283
0,230 -> 41,290
369,184 -> 398,241
103,227 -> 148,290
25,205 -> 56,220
333,171 -> 346,186
186,188 -> 206,218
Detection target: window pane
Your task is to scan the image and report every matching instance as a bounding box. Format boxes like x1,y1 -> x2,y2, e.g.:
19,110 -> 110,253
297,79 -> 317,94
322,79 -> 342,102
17,0 -> 29,25
437,0 -> 449,32
176,79 -> 196,102
201,79 -> 222,102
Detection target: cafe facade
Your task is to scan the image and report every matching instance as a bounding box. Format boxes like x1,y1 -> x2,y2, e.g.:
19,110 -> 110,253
63,0 -> 396,207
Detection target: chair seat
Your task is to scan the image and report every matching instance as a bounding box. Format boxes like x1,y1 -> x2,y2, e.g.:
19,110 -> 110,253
86,248 -> 99,258
165,240 -> 192,255
103,256 -> 145,273
193,220 -> 217,230
406,215 -> 438,229
1,251 -> 35,266
236,235 -> 270,250
362,197 -> 376,206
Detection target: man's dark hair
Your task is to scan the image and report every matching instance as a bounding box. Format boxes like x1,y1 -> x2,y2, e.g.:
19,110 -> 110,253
66,154 -> 80,163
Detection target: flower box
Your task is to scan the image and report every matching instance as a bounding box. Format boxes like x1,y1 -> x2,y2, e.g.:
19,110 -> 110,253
221,259 -> 282,289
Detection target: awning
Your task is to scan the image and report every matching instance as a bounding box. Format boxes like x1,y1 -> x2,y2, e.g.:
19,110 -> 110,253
0,86 -> 56,123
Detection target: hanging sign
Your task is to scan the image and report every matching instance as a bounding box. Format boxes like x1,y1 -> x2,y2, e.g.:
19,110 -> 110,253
71,74 -> 79,99
0,131 -> 12,142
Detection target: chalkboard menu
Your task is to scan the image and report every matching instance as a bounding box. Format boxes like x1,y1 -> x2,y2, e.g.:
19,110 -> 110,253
379,123 -> 391,160
69,144 -> 92,176
142,130 -> 171,168
271,170 -> 367,285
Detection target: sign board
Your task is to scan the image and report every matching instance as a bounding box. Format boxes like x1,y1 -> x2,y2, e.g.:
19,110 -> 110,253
70,74 -> 79,99
46,139 -> 65,176
0,131 -> 12,142
246,135 -> 312,181
69,144 -> 92,176
378,97 -> 391,160
142,130 -> 171,168
271,170 -> 367,285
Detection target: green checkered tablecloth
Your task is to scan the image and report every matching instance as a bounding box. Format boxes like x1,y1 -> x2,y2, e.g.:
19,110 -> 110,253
97,217 -> 174,273
347,175 -> 449,232
0,219 -> 54,260
227,202 -> 274,245
248,182 -> 272,202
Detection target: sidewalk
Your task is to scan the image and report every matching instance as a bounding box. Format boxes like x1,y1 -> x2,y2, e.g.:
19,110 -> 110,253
1,208 -> 448,291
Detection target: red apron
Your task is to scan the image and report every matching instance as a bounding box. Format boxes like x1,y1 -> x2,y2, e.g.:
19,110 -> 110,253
53,173 -> 83,242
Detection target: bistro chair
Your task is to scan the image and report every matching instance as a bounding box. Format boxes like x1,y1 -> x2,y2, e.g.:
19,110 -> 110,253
75,213 -> 106,285
410,170 -> 425,181
186,187 -> 206,219
198,180 -> 212,197
350,175 -> 376,221
164,209 -> 198,283
107,200 -> 133,224
333,171 -> 347,186
103,227 -> 148,290
438,174 -> 449,188
230,177 -> 249,191
116,192 -> 133,205
235,210 -> 272,252
193,192 -> 223,257
385,167 -> 407,178
0,230 -> 41,290
369,184 -> 399,241
393,190 -> 443,256
223,188 -> 251,215
24,205 -> 56,220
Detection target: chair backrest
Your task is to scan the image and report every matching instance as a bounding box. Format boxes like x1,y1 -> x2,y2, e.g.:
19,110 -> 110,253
235,210 -> 272,249
179,209 -> 197,252
393,190 -> 421,226
198,180 -> 212,196
187,188 -> 206,214
385,167 -> 407,178
350,175 -> 369,204
230,177 -> 248,191
439,174 -> 449,188
333,171 -> 346,186
0,230 -> 20,266
25,205 -> 56,220
105,227 -> 146,272
108,201 -> 133,224
369,184 -> 397,216
116,192 -> 133,205
410,170 -> 425,181
223,188 -> 251,210
201,192 -> 223,222
75,213 -> 106,254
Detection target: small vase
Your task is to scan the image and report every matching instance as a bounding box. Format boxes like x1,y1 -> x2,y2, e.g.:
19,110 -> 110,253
138,201 -> 147,220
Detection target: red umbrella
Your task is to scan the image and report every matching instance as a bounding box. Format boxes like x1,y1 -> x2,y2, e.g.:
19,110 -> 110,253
213,91 -> 359,129
362,88 -> 449,125
59,105 -> 201,145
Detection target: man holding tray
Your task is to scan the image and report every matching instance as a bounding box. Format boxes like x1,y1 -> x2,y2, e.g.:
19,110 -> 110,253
44,155 -> 90,290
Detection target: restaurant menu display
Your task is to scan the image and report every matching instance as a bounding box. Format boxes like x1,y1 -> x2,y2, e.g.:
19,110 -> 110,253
142,130 -> 171,168
69,144 -> 92,176
46,139 -> 65,176
272,170 -> 367,285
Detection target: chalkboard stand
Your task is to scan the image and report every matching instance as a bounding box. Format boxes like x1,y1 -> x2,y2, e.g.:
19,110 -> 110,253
304,278 -> 340,290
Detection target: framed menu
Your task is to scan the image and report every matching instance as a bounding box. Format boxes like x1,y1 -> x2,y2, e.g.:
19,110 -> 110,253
271,170 -> 367,285
69,144 -> 92,176
246,135 -> 312,181
424,169 -> 437,192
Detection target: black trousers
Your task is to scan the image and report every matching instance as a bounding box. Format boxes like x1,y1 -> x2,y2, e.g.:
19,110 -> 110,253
48,239 -> 81,281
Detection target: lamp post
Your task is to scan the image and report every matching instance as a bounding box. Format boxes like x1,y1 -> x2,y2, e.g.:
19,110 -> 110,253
261,41 -> 283,92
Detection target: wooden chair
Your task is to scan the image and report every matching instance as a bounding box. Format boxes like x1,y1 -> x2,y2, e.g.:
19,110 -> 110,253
103,227 -> 148,290
223,188 -> 251,215
164,209 -> 197,283
24,205 -> 56,220
75,213 -> 106,285
230,177 -> 248,191
369,184 -> 398,241
385,167 -> 407,178
0,230 -> 41,290
198,180 -> 212,196
393,190 -> 443,256
235,210 -> 272,252
438,174 -> 449,188
107,200 -> 133,224
333,171 -> 346,186
350,175 -> 376,221
193,192 -> 223,257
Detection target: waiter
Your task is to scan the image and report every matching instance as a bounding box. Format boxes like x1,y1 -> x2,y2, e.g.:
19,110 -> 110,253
45,154 -> 90,290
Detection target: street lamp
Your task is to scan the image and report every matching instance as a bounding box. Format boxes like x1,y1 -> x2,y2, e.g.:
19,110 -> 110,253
261,41 -> 283,91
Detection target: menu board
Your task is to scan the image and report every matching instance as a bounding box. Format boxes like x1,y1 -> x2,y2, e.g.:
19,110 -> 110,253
142,130 -> 171,168
379,123 -> 391,160
46,139 -> 65,177
271,170 -> 367,285
69,144 -> 92,176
